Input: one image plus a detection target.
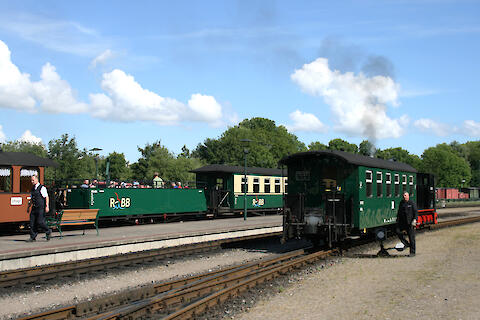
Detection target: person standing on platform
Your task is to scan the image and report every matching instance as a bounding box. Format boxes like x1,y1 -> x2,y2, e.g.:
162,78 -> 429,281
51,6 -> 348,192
27,174 -> 52,242
395,191 -> 418,256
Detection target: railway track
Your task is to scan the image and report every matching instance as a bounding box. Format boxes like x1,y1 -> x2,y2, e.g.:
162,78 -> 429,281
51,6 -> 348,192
12,215 -> 480,320
0,232 -> 281,288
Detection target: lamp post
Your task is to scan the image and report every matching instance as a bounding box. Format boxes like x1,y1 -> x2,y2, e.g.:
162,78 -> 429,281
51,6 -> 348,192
89,148 -> 103,180
240,139 -> 251,221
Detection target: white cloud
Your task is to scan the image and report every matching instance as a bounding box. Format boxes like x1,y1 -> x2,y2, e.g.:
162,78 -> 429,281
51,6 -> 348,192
0,40 -> 87,114
33,63 -> 89,113
90,69 -> 184,124
187,94 -> 223,124
1,40 -> 226,127
90,69 -> 223,126
463,120 -> 480,137
18,130 -> 42,144
286,110 -> 327,133
0,125 -> 6,143
414,118 -> 451,136
291,57 -> 407,140
90,49 -> 114,68
0,40 -> 36,111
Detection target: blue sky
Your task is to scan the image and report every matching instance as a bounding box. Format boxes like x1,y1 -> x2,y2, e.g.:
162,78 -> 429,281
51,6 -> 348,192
0,0 -> 479,162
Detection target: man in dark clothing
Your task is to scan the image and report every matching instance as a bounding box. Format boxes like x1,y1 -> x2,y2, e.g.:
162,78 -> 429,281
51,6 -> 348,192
395,191 -> 418,256
27,174 -> 52,242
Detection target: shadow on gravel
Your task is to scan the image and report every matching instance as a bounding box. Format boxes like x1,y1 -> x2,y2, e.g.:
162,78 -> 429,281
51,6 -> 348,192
344,253 -> 410,259
223,236 -> 311,254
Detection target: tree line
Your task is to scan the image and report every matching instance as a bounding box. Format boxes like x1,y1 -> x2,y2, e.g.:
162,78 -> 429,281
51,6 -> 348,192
1,117 -> 479,188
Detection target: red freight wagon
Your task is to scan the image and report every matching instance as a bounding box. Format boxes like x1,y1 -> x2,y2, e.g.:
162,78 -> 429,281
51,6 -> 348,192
445,188 -> 459,199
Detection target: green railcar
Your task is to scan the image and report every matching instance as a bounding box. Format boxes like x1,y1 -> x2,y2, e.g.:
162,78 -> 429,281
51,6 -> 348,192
280,150 -> 435,246
66,188 -> 207,219
192,164 -> 285,216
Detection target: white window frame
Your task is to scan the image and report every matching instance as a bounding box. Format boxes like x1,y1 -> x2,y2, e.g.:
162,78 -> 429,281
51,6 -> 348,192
366,170 -> 373,183
376,172 -> 383,197
386,173 -> 392,197
264,178 -> 271,193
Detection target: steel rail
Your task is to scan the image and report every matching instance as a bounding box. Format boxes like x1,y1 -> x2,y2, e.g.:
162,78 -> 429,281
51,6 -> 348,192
0,232 -> 281,288
430,215 -> 480,229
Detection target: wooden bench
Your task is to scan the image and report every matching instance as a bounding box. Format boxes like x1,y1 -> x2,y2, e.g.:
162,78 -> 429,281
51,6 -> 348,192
47,209 -> 99,237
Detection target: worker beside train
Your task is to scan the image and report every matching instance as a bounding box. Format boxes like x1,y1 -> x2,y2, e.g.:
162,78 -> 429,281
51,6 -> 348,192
395,191 -> 418,257
27,174 -> 52,242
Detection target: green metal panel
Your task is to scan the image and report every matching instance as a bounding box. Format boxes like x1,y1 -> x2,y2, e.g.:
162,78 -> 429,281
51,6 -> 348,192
233,194 -> 283,210
356,166 -> 416,229
67,188 -> 207,218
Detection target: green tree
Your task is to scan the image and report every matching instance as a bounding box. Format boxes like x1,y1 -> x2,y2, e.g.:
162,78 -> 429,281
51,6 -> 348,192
179,145 -> 191,158
420,143 -> 471,188
193,117 -> 306,168
463,141 -> 480,186
1,140 -> 48,157
131,141 -> 204,184
358,140 -> 375,156
376,147 -> 422,170
101,152 -> 130,181
47,134 -> 95,181
327,138 -> 358,153
308,141 -> 328,151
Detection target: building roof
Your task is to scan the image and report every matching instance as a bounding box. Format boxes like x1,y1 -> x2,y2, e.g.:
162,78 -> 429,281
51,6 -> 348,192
0,152 -> 59,167
279,150 -> 417,173
191,164 -> 286,176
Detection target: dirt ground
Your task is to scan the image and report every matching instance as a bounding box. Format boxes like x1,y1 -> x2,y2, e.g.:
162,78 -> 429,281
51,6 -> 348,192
235,223 -> 480,320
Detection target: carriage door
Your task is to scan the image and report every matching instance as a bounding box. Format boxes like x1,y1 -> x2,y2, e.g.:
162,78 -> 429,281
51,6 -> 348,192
416,173 -> 435,210
211,176 -> 230,212
322,178 -> 347,243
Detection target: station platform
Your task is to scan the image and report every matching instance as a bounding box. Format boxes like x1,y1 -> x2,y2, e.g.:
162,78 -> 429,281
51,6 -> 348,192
0,215 -> 283,272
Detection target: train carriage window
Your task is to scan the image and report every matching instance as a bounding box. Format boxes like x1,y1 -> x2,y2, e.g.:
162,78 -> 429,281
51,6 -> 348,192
241,177 -> 249,193
264,178 -> 271,193
385,173 -> 392,197
253,178 -> 260,193
275,178 -> 281,193
409,175 -> 414,196
366,170 -> 373,198
394,174 -> 400,197
0,167 -> 12,193
376,172 -> 383,197
20,167 -> 39,192
402,175 -> 407,195
284,178 -> 288,194
216,178 -> 224,190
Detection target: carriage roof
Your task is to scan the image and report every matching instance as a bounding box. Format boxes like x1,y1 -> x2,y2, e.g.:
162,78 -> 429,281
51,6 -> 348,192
0,151 -> 59,167
191,164 -> 286,176
279,150 -> 417,173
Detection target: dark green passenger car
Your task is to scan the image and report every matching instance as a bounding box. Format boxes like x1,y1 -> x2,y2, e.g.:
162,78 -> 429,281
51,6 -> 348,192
280,150 -> 435,246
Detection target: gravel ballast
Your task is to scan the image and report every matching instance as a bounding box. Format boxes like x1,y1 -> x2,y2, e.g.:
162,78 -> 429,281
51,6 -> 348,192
0,246 -> 277,319
230,223 -> 480,320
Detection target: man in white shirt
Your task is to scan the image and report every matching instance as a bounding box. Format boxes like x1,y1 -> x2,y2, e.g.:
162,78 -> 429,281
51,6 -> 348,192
27,174 -> 52,242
